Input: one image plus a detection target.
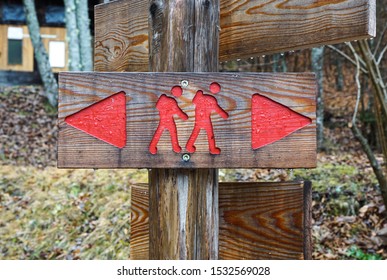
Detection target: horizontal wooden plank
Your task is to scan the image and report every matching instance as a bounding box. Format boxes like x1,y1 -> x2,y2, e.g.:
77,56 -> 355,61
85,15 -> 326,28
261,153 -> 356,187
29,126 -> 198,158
94,0 -> 149,72
219,181 -> 307,260
58,72 -> 316,169
130,181 -> 311,260
219,0 -> 376,61
94,0 -> 375,72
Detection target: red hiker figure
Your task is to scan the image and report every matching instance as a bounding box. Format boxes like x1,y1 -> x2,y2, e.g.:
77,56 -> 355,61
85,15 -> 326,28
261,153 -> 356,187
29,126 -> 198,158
149,86 -> 188,154
186,83 -> 228,154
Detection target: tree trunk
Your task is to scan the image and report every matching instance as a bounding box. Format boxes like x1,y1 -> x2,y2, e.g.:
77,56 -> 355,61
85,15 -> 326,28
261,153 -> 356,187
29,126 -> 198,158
64,0 -> 81,71
272,53 -> 280,72
336,54 -> 344,91
312,46 -> 325,151
281,54 -> 288,72
351,124 -> 387,209
148,0 -> 219,260
75,0 -> 93,71
23,0 -> 58,107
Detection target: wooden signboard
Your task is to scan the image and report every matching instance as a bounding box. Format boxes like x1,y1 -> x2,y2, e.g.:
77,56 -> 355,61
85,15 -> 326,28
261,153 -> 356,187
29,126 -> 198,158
94,0 -> 375,72
130,181 -> 312,260
58,72 -> 316,169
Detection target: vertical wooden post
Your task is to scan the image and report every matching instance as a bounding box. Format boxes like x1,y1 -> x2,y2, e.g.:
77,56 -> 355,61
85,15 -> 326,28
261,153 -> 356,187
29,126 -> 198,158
148,0 -> 219,259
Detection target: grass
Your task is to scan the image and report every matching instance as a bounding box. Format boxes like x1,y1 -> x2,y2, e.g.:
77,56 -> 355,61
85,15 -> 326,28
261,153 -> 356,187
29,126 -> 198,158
291,159 -> 377,216
0,156 -> 381,259
346,245 -> 383,260
0,165 -> 146,259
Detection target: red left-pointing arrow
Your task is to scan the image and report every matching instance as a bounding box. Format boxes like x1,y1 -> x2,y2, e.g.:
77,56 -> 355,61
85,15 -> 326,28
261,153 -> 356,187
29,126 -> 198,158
65,91 -> 127,148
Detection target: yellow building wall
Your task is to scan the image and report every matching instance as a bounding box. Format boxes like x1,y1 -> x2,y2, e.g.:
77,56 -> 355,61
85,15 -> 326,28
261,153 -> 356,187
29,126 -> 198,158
0,24 -> 68,72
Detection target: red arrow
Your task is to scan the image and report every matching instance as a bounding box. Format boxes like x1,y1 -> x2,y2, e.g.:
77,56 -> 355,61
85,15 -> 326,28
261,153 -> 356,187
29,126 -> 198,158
65,91 -> 126,148
251,94 -> 311,150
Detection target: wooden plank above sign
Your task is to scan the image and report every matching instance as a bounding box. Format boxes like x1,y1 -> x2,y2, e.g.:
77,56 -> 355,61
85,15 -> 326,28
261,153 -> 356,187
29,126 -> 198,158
94,0 -> 376,72
58,72 -> 316,169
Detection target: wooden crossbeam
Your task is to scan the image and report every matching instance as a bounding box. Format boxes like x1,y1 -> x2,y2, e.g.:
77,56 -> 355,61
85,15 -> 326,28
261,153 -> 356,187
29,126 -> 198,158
130,181 -> 312,260
58,72 -> 316,169
94,0 -> 375,72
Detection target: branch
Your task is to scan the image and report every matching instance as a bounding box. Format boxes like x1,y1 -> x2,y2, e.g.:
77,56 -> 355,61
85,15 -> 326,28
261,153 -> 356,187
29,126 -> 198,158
358,40 -> 387,117
373,22 -> 387,57
377,44 -> 387,65
344,42 -> 367,68
347,42 -> 362,124
348,42 -> 387,209
327,45 -> 368,74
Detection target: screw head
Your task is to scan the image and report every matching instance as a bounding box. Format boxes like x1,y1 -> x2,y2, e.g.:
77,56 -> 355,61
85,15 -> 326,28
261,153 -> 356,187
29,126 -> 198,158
181,80 -> 189,88
182,153 -> 190,162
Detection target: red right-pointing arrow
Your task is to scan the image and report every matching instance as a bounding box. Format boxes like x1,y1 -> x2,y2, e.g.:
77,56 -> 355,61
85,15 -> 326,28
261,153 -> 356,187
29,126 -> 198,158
251,94 -> 312,150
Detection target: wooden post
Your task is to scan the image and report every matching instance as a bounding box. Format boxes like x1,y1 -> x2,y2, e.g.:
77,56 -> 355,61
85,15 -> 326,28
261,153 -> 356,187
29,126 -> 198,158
148,0 -> 219,259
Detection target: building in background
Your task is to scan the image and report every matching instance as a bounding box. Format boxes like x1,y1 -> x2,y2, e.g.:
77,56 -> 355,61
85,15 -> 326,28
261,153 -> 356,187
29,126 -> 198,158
0,0 -> 101,85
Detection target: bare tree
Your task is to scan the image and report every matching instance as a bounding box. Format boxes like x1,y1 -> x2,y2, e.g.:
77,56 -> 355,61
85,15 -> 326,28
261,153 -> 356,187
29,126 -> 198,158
346,40 -> 387,209
23,0 -> 58,107
312,46 -> 325,151
75,0 -> 93,71
64,0 -> 93,71
327,0 -> 387,209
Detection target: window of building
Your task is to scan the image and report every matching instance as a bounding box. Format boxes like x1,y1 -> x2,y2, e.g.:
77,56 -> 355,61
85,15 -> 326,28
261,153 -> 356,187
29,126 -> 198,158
7,27 -> 24,65
8,39 -> 23,65
49,41 -> 66,68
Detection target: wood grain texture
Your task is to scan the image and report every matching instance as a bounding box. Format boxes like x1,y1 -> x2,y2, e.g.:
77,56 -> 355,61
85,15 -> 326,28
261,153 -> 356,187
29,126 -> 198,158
303,181 -> 312,259
58,72 -> 316,169
219,181 -> 307,260
148,0 -> 220,260
94,0 -> 149,72
130,181 -> 312,260
93,0 -> 375,72
149,169 -> 218,259
219,0 -> 376,61
130,183 -> 149,260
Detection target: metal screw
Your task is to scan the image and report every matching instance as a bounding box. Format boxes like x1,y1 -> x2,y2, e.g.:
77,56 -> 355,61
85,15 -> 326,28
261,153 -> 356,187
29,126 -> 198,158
182,153 -> 190,162
181,80 -> 189,88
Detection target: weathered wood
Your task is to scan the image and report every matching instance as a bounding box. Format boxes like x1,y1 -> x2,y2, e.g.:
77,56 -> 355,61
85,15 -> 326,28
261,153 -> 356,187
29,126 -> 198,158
148,0 -> 220,260
58,72 -> 317,169
219,0 -> 376,61
130,181 -> 312,260
130,183 -> 149,260
94,0 -> 376,72
303,181 -> 312,260
94,0 -> 149,72
149,169 -> 218,259
219,181 -> 309,260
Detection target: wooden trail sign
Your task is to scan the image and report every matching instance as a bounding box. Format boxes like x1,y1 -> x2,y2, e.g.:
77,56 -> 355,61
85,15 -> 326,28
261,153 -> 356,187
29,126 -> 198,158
58,72 -> 316,169
94,0 -> 375,72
